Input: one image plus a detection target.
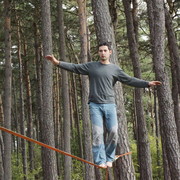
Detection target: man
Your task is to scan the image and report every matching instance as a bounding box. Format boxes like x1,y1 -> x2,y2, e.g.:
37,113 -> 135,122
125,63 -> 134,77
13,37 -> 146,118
45,42 -> 161,168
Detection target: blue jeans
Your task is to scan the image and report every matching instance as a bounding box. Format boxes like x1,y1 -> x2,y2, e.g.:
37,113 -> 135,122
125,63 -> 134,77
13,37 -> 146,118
89,102 -> 118,165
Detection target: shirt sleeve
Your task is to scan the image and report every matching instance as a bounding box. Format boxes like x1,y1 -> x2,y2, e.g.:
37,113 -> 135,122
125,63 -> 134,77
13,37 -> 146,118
57,61 -> 89,75
117,68 -> 149,88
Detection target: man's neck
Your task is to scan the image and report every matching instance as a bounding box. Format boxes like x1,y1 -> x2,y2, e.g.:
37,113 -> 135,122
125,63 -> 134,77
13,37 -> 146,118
100,59 -> 111,64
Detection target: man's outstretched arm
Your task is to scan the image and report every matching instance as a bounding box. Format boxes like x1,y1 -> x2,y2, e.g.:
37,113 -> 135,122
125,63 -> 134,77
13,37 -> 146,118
45,54 -> 89,75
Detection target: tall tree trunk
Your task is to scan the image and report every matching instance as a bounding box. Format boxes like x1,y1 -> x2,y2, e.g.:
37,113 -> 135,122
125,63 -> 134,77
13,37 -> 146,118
165,8 -> 180,95
151,0 -> 180,179
77,0 -> 95,179
57,0 -> 71,179
0,131 -> 4,180
91,0 -> 136,179
12,76 -> 20,163
40,0 -> 58,179
53,68 -> 61,177
108,0 -> 118,30
165,7 -> 180,143
71,73 -> 83,158
122,1 -> 153,179
154,89 -> 161,178
0,95 -> 4,180
159,111 -> 171,180
33,21 -> 43,179
33,21 -> 43,143
22,41 -> 35,173
3,0 -> 12,179
24,56 -> 34,173
17,18 -> 28,180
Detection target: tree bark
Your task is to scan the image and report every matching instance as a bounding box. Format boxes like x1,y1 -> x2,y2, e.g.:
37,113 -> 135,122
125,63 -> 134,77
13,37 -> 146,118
154,89 -> 161,178
40,0 -> 58,179
17,18 -> 28,180
53,67 -> 61,177
77,0 -> 95,179
91,0 -> 136,179
151,0 -> 180,179
122,1 -> 153,179
165,7 -> 180,95
3,0 -> 12,179
33,21 -> 43,143
0,95 -> 4,180
57,0 -> 71,179
165,7 -> 180,143
24,51 -> 34,173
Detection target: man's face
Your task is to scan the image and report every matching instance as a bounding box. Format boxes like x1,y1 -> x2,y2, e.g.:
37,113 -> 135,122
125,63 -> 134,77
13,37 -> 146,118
98,45 -> 112,61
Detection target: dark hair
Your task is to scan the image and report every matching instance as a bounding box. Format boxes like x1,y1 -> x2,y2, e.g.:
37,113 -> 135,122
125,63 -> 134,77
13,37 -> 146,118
98,42 -> 112,50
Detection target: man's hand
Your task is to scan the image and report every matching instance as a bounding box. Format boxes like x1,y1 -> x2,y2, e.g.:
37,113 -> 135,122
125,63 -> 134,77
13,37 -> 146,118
149,81 -> 162,87
45,55 -> 60,65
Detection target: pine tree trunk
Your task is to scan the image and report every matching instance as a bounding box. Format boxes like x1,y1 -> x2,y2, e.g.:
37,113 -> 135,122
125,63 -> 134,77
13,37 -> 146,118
73,73 -> 84,158
40,0 -> 58,179
33,21 -> 43,143
24,55 -> 34,173
91,0 -> 136,179
77,0 -> 95,179
154,89 -> 161,178
122,0 -> 153,179
57,0 -> 71,179
0,131 -> 4,180
165,8 -> 180,95
151,0 -> 180,179
53,68 -> 61,177
3,0 -> 12,179
165,7 -> 180,143
17,19 -> 28,180
0,95 -> 4,180
34,21 -> 43,180
159,109 -> 171,180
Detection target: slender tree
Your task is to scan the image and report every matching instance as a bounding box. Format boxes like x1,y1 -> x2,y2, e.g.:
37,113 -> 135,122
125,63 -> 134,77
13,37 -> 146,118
24,47 -> 34,173
151,0 -> 180,179
76,0 -> 95,179
57,0 -> 71,179
122,0 -> 153,179
53,67 -> 61,176
3,0 -> 12,179
154,89 -> 162,178
0,95 -> 4,180
17,18 -> 28,180
33,20 -> 43,143
40,0 -> 58,179
165,7 -> 180,143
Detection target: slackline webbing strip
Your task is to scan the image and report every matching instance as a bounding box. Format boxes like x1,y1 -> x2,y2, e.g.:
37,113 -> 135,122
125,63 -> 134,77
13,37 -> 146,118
0,126 -> 102,168
0,126 -> 132,170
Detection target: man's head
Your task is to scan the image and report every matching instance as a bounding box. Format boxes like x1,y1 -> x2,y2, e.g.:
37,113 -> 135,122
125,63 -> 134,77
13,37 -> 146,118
98,42 -> 112,62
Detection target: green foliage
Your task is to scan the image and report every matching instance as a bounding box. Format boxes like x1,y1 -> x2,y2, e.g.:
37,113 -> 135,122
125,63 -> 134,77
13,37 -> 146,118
72,159 -> 83,180
130,135 -> 163,179
12,144 -> 42,180
12,153 -> 24,180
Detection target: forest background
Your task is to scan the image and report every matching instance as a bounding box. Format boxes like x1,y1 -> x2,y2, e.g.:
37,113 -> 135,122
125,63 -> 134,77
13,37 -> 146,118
0,0 -> 180,180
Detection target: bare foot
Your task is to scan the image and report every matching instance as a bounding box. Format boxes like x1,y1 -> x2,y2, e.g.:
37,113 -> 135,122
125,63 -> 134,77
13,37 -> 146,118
106,162 -> 113,168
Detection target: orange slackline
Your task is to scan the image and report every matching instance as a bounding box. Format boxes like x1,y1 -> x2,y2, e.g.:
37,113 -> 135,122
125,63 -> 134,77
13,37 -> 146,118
0,126 -> 132,179
0,126 -> 101,168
